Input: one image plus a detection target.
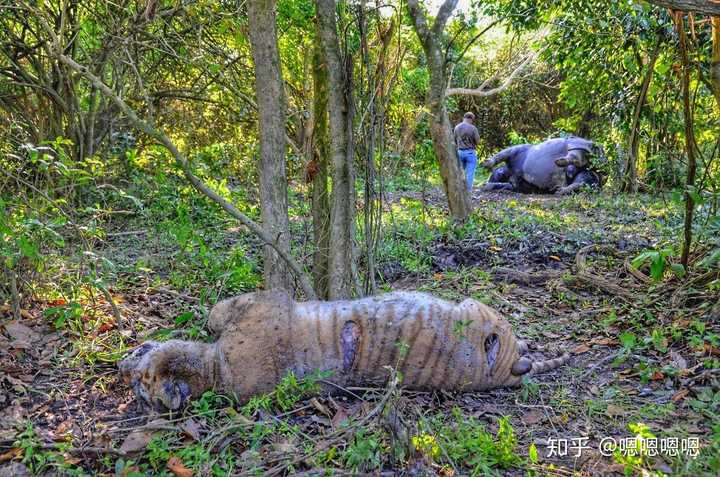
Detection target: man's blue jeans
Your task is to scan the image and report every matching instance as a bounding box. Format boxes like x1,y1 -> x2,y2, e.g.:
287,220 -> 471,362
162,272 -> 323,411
458,149 -> 477,191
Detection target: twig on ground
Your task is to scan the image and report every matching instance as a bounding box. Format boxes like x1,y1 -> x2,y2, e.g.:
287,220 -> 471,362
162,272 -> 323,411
105,229 -> 148,237
99,285 -> 124,332
579,350 -> 621,381
574,244 -> 637,301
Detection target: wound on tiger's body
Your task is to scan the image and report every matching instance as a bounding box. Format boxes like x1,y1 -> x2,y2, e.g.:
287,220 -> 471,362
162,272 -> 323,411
341,320 -> 361,372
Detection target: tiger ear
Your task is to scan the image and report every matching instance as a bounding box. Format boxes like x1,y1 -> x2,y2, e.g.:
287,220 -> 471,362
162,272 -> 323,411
161,380 -> 190,410
119,341 -> 159,384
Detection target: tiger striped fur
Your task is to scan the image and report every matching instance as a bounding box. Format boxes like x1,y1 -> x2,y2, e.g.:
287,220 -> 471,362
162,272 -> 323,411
120,291 -> 569,411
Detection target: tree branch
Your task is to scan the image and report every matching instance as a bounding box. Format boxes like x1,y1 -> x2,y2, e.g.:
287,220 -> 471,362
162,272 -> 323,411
406,0 -> 431,47
645,0 -> 720,16
449,19 -> 502,66
433,0 -> 459,37
445,54 -> 535,97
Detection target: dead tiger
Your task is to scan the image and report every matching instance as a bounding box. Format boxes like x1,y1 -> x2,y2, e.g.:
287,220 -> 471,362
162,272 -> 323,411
120,291 -> 569,411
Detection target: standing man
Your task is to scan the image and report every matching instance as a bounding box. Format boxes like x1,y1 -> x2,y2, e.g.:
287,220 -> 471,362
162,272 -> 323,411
453,112 -> 481,191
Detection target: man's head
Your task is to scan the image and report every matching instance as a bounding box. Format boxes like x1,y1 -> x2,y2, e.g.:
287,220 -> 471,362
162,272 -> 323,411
463,112 -> 475,123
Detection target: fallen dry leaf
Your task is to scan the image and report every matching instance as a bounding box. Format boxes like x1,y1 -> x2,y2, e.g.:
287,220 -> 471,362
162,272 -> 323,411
589,337 -> 616,346
0,447 -> 22,462
331,407 -> 349,429
0,306 -> 33,320
651,371 -> 665,381
167,456 -> 193,477
179,418 -> 201,441
572,343 -> 591,354
3,321 -> 40,344
605,404 -> 625,417
120,428 -> 156,454
439,467 -> 456,477
310,397 -> 331,417
521,410 -> 543,425
96,321 -> 115,334
63,455 -> 81,465
704,344 -> 720,356
672,389 -> 689,402
54,418 -> 75,438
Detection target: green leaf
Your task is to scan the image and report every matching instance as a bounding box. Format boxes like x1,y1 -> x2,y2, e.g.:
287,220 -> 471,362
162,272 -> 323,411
17,236 -> 39,260
669,263 -> 685,278
631,250 -> 656,269
175,311 -> 194,326
43,306 -> 65,318
54,315 -> 68,329
651,329 -> 668,353
650,253 -> 666,281
619,331 -> 636,349
528,443 -> 538,464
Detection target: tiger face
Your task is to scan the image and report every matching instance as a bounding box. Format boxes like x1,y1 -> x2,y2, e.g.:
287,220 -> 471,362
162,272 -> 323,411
119,340 -> 196,411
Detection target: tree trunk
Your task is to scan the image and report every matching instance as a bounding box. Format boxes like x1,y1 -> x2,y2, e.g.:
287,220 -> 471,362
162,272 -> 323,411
428,77 -> 471,220
622,45 -> 660,193
675,13 -> 697,269
711,17 -> 720,111
247,0 -> 293,293
358,1 -> 382,296
575,106 -> 595,138
316,0 -> 356,299
406,0 -> 471,222
311,27 -> 331,300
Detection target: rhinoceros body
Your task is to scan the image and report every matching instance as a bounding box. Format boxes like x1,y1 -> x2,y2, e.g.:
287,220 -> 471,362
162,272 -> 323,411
482,137 -> 602,194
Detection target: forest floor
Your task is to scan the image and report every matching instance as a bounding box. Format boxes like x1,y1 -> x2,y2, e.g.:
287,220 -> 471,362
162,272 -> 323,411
1,186 -> 719,476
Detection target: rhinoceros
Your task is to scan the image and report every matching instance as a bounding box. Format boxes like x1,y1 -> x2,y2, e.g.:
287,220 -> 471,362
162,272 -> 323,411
482,137 -> 604,195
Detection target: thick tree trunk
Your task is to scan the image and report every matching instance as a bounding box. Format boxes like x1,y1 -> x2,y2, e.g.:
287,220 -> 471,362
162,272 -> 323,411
247,0 -> 293,293
675,13 -> 698,269
406,0 -> 471,221
311,31 -> 331,300
711,17 -> 720,111
622,45 -> 660,193
428,78 -> 471,220
316,0 -> 356,299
